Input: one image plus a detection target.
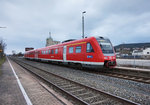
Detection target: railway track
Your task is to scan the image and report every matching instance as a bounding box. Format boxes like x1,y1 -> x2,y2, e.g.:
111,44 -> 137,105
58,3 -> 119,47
81,67 -> 150,84
45,60 -> 150,84
100,71 -> 150,84
42,59 -> 150,84
53,60 -> 150,84
11,58 -> 139,105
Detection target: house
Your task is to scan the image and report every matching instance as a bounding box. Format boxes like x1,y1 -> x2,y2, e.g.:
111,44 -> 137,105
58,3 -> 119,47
132,48 -> 150,59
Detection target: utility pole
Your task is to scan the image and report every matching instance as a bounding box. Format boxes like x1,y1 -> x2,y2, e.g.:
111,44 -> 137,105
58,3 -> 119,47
82,11 -> 86,39
49,32 -> 51,38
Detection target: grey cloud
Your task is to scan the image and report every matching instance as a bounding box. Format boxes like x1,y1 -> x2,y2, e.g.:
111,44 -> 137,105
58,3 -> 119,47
0,0 -> 150,54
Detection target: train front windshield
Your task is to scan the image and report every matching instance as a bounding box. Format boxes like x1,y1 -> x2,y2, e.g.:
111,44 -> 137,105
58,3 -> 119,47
97,39 -> 114,54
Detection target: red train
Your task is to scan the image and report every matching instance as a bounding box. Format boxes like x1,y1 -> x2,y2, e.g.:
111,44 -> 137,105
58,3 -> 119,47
24,36 -> 116,68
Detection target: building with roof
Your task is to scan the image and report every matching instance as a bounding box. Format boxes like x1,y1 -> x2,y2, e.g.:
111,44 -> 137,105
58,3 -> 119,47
46,35 -> 60,46
132,48 -> 150,59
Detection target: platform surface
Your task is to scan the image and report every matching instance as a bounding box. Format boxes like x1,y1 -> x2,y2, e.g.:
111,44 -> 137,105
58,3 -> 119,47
0,60 -> 27,105
0,58 -> 72,105
116,66 -> 150,72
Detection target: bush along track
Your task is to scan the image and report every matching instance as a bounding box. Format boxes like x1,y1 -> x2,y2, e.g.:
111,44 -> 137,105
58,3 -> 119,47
0,57 -> 6,75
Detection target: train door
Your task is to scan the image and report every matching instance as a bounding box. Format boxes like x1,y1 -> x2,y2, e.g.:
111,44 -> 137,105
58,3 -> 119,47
63,46 -> 67,61
35,51 -> 38,59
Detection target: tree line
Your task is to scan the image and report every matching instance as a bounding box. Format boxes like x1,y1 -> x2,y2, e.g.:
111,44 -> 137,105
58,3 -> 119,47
0,38 -> 6,59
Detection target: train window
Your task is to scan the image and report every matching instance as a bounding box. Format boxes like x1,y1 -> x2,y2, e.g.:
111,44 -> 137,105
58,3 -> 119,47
46,50 -> 48,54
55,49 -> 58,54
86,43 -> 94,53
49,50 -> 51,54
69,47 -> 74,53
75,46 -> 81,53
51,49 -> 54,54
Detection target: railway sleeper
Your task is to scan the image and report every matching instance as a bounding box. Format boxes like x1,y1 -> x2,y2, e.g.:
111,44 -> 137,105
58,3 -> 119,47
54,81 -> 69,85
69,88 -> 85,92
65,86 -> 82,91
146,80 -> 150,82
83,95 -> 107,105
91,98 -> 121,105
71,89 -> 87,95
51,78 -> 64,82
54,81 -> 69,84
76,92 -> 93,98
65,87 -> 84,92
60,85 -> 77,89
83,95 -> 100,101
56,83 -> 71,87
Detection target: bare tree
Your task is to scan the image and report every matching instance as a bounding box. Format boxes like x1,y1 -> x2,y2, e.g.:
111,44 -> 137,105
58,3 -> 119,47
0,37 -> 7,59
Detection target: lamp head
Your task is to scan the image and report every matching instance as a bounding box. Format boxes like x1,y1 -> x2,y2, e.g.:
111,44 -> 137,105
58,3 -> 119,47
82,11 -> 86,14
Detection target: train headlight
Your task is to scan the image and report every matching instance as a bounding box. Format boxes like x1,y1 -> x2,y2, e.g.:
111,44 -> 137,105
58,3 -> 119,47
104,56 -> 108,59
113,56 -> 116,59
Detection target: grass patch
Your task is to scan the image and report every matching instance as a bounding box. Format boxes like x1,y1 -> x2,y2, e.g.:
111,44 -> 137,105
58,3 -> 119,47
0,57 -> 6,75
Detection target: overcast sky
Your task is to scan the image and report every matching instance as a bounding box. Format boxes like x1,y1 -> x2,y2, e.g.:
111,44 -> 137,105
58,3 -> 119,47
0,0 -> 150,54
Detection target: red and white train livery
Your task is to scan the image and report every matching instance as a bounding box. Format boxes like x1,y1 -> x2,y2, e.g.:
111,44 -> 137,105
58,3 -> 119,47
24,36 -> 116,68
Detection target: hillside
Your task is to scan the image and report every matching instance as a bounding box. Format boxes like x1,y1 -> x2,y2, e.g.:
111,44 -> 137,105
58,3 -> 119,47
115,42 -> 150,49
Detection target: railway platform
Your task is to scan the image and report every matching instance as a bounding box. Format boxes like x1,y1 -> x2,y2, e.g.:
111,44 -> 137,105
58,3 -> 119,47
116,66 -> 150,72
0,59 -> 27,105
0,58 -> 72,105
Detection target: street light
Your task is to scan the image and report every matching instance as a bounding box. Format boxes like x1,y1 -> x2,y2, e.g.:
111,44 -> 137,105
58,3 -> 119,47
82,11 -> 86,39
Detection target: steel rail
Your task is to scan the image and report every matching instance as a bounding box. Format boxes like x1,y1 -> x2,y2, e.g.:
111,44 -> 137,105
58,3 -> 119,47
101,71 -> 150,84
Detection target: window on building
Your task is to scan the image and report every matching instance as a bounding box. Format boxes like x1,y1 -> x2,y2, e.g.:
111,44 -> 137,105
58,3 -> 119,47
69,47 -> 74,53
55,49 -> 58,54
75,46 -> 81,53
86,43 -> 94,53
51,49 -> 54,54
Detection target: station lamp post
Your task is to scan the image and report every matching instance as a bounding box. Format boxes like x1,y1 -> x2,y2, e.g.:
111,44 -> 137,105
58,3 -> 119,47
82,11 -> 86,39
